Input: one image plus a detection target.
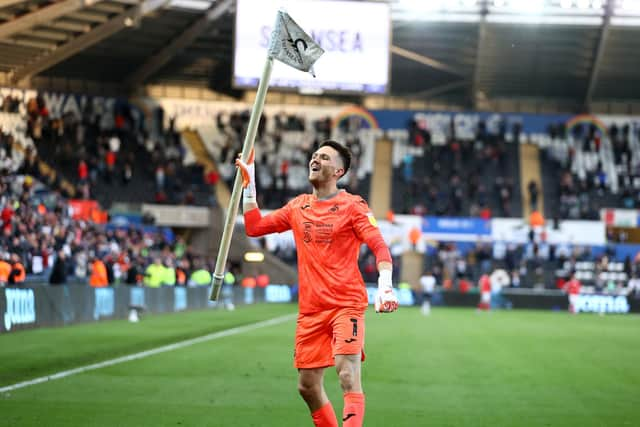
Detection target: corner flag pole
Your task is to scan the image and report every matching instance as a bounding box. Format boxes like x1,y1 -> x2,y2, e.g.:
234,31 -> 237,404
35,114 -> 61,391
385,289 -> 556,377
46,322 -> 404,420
209,9 -> 324,301
209,56 -> 274,301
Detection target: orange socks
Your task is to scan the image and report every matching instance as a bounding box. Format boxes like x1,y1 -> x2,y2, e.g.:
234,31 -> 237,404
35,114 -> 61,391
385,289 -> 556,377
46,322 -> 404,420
342,392 -> 365,426
310,394 -> 365,426
311,402 -> 338,427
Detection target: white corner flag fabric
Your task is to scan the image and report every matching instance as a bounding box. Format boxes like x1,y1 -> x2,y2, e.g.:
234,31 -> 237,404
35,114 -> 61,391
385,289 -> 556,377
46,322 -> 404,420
268,10 -> 324,76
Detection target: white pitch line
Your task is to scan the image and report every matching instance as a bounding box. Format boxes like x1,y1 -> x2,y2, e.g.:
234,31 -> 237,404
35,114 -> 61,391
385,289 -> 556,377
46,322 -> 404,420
0,313 -> 296,394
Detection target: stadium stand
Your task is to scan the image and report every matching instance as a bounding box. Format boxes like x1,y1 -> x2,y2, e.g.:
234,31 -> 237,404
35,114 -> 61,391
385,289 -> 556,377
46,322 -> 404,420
555,258 -> 631,293
0,99 -> 225,288
192,110 -> 374,209
0,168 -> 215,287
5,91 -> 640,296
1,96 -> 217,208
542,124 -> 640,221
391,120 -> 522,218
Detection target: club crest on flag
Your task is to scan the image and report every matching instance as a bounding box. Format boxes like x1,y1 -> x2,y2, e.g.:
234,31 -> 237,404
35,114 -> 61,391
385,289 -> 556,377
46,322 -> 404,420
268,10 -> 325,76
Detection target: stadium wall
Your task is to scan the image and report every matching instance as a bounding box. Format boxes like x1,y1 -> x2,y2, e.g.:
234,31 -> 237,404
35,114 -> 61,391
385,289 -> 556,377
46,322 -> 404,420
0,285 -> 278,334
437,288 -> 639,314
2,285 -> 638,334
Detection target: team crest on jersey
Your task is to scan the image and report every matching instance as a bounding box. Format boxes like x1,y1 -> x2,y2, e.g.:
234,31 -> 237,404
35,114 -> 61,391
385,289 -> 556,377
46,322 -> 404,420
303,221 -> 313,243
367,212 -> 378,227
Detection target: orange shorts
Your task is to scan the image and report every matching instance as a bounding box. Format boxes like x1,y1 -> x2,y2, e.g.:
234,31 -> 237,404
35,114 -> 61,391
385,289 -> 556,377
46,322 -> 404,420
294,307 -> 366,369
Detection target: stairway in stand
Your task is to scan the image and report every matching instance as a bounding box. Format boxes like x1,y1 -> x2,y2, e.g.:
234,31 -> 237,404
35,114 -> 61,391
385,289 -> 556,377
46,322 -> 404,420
181,129 -> 230,209
368,137 -> 393,219
519,143 -> 544,219
10,139 -> 76,198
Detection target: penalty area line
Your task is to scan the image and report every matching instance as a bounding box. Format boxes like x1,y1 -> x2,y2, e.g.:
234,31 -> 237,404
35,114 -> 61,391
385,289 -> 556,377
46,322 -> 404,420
0,313 -> 296,394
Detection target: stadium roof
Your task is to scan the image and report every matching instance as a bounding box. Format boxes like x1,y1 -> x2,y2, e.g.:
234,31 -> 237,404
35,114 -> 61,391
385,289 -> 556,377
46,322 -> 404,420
1,0 -> 639,110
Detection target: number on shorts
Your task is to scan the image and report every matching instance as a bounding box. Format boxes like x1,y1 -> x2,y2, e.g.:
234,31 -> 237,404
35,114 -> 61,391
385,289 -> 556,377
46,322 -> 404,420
350,318 -> 358,337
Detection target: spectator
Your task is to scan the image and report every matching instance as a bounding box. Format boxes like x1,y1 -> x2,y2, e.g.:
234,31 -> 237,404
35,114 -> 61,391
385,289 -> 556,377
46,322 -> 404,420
175,259 -> 188,286
563,272 -> 582,314
477,273 -> 491,311
458,276 -> 472,293
122,161 -> 133,186
1,202 -> 13,233
419,269 -> 436,316
163,259 -> 176,286
105,149 -> 116,183
144,258 -> 165,288
49,250 -> 68,285
205,169 -> 219,186
0,255 -> 10,286
479,205 -> 491,220
8,253 -> 26,285
78,158 -> 88,182
628,274 -> 640,297
189,265 -> 212,286
89,257 -> 109,288
223,269 -> 237,310
125,256 -> 144,286
240,275 -> 256,305
108,133 -> 121,155
155,164 -> 165,192
528,180 -> 539,212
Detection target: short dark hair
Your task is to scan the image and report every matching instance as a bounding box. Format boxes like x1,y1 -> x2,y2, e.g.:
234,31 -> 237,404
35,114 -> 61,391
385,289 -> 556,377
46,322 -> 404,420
320,140 -> 351,178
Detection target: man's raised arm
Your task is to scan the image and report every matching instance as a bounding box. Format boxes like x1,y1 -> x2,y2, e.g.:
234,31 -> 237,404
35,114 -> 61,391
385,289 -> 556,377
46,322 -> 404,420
236,150 -> 290,237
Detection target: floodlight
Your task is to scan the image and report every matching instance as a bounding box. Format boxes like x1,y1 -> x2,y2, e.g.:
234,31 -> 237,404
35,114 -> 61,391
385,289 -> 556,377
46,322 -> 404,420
493,0 -> 507,7
591,0 -> 602,9
560,0 -> 573,8
244,252 -> 265,263
577,0 -> 590,9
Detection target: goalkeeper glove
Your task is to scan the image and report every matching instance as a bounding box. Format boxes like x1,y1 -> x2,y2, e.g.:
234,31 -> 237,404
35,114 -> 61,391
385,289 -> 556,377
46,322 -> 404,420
375,269 -> 399,313
235,149 -> 256,204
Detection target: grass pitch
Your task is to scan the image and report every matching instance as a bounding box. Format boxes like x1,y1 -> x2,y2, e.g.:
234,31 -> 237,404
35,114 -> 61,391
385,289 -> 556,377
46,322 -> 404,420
1,304 -> 639,426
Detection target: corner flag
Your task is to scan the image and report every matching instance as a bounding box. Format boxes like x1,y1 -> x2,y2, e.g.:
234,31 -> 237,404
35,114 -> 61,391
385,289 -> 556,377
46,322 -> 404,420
210,10 -> 322,301
268,10 -> 324,76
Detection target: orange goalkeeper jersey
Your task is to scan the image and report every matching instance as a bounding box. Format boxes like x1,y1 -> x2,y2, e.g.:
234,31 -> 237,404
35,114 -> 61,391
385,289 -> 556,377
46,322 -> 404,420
244,190 -> 391,314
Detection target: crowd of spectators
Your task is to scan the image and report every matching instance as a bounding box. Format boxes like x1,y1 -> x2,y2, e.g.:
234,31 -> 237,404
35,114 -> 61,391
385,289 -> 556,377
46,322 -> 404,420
354,220 -> 640,295
0,171 -> 224,288
1,89 -> 236,288
8,92 -> 374,210
397,119 -> 518,218
5,91 -> 640,297
1,94 -> 376,289
1,94 -> 21,114
3,93 -> 214,208
209,110 -> 368,209
413,236 -> 640,294
544,123 -> 640,220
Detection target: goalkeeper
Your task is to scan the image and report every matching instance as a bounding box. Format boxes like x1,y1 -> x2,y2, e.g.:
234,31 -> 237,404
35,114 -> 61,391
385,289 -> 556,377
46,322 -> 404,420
237,140 -> 398,427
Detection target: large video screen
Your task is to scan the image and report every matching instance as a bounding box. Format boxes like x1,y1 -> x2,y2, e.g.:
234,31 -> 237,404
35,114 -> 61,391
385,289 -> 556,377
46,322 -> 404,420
234,0 -> 390,94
